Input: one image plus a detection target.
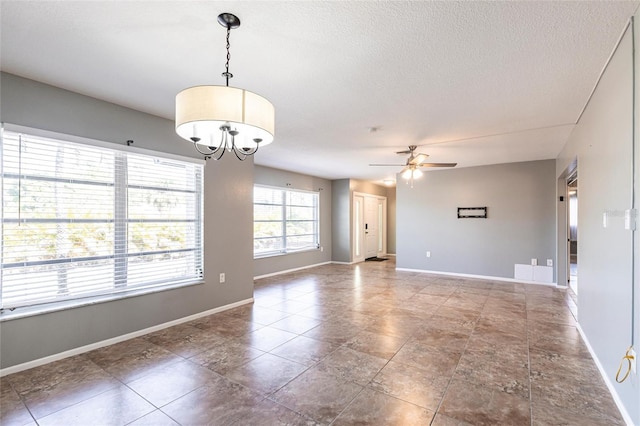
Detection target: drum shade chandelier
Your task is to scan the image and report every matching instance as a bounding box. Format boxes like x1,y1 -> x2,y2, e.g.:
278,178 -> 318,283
175,13 -> 275,161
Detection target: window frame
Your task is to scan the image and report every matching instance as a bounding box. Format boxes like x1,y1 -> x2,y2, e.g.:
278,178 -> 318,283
0,124 -> 205,318
253,184 -> 320,258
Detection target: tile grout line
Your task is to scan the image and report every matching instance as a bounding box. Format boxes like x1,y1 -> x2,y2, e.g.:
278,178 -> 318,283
256,297 -> 362,425
329,282 -> 438,424
15,355 -> 126,424
427,285 -> 479,425
309,277 -> 430,423
525,290 -> 534,426
327,382 -> 369,425
7,378 -> 39,426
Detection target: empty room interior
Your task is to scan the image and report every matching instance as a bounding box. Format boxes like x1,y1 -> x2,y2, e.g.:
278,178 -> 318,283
1,1 -> 640,425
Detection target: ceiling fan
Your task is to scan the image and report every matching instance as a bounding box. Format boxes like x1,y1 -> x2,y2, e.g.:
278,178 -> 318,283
370,145 -> 457,184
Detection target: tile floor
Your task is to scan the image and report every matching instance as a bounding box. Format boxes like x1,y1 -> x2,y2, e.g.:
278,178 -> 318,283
0,259 -> 624,425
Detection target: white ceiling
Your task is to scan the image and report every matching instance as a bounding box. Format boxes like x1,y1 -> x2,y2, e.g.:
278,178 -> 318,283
2,1 -> 638,184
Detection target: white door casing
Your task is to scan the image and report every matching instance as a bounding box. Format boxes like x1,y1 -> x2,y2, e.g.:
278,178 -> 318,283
364,196 -> 378,258
353,192 -> 387,262
353,194 -> 365,263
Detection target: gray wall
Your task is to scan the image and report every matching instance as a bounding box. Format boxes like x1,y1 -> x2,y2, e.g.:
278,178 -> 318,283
396,160 -> 556,279
253,166 -> 332,277
350,179 -> 388,197
556,22 -> 638,423
387,187 -> 397,254
331,179 -> 352,262
0,73 -> 254,369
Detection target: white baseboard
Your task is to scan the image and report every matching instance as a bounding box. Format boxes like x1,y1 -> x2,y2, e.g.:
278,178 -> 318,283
395,267 -> 557,287
331,261 -> 355,265
0,297 -> 254,377
254,261 -> 332,280
576,323 -> 634,426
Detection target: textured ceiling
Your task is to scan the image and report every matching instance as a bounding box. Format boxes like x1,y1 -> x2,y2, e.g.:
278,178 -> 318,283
2,1 -> 638,184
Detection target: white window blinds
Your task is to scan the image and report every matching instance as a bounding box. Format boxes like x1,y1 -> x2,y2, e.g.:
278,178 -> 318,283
1,130 -> 204,310
254,185 -> 319,257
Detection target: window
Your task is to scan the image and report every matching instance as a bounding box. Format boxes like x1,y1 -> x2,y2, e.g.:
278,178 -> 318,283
254,186 -> 319,257
1,129 -> 204,311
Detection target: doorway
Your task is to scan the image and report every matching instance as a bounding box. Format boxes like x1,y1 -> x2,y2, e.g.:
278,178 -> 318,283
567,172 -> 578,296
364,196 -> 379,259
353,192 -> 387,262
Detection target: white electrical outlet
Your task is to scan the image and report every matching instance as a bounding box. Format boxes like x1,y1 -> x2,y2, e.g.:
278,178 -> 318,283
630,348 -> 637,374
547,259 -> 553,267
219,273 -> 225,283
426,251 -> 431,258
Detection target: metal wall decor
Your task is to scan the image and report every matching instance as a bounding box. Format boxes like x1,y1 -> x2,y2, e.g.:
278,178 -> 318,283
457,207 -> 487,219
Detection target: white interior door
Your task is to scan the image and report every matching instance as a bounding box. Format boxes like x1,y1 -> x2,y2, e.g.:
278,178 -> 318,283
364,196 -> 378,258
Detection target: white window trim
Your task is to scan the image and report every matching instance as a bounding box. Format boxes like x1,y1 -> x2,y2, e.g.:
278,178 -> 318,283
0,279 -> 204,322
1,123 -> 205,318
253,184 -> 320,259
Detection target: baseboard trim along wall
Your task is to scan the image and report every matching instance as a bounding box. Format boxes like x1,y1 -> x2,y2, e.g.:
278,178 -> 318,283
254,261 -> 332,280
395,267 -> 557,287
0,297 -> 254,377
576,324 -> 633,426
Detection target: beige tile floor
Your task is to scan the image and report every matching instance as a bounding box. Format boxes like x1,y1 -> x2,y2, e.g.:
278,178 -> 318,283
0,259 -> 624,425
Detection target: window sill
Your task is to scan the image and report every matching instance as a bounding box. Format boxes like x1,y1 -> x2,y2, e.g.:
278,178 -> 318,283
254,247 -> 321,260
0,279 -> 205,322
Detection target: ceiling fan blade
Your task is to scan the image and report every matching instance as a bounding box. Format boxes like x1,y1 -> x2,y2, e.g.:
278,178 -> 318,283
410,153 -> 429,165
369,163 -> 406,167
417,163 -> 457,168
395,150 -> 412,155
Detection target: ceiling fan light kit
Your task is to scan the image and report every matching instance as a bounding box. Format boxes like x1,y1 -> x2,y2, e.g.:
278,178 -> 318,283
401,167 -> 422,180
175,13 -> 275,161
369,145 -> 457,187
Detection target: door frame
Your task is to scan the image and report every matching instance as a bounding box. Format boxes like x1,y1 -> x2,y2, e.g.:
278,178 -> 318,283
353,194 -> 365,263
567,170 -> 578,294
556,159 -> 577,289
353,191 -> 387,262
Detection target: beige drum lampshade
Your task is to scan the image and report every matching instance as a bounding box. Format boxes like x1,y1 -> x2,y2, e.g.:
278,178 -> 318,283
175,85 -> 275,150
